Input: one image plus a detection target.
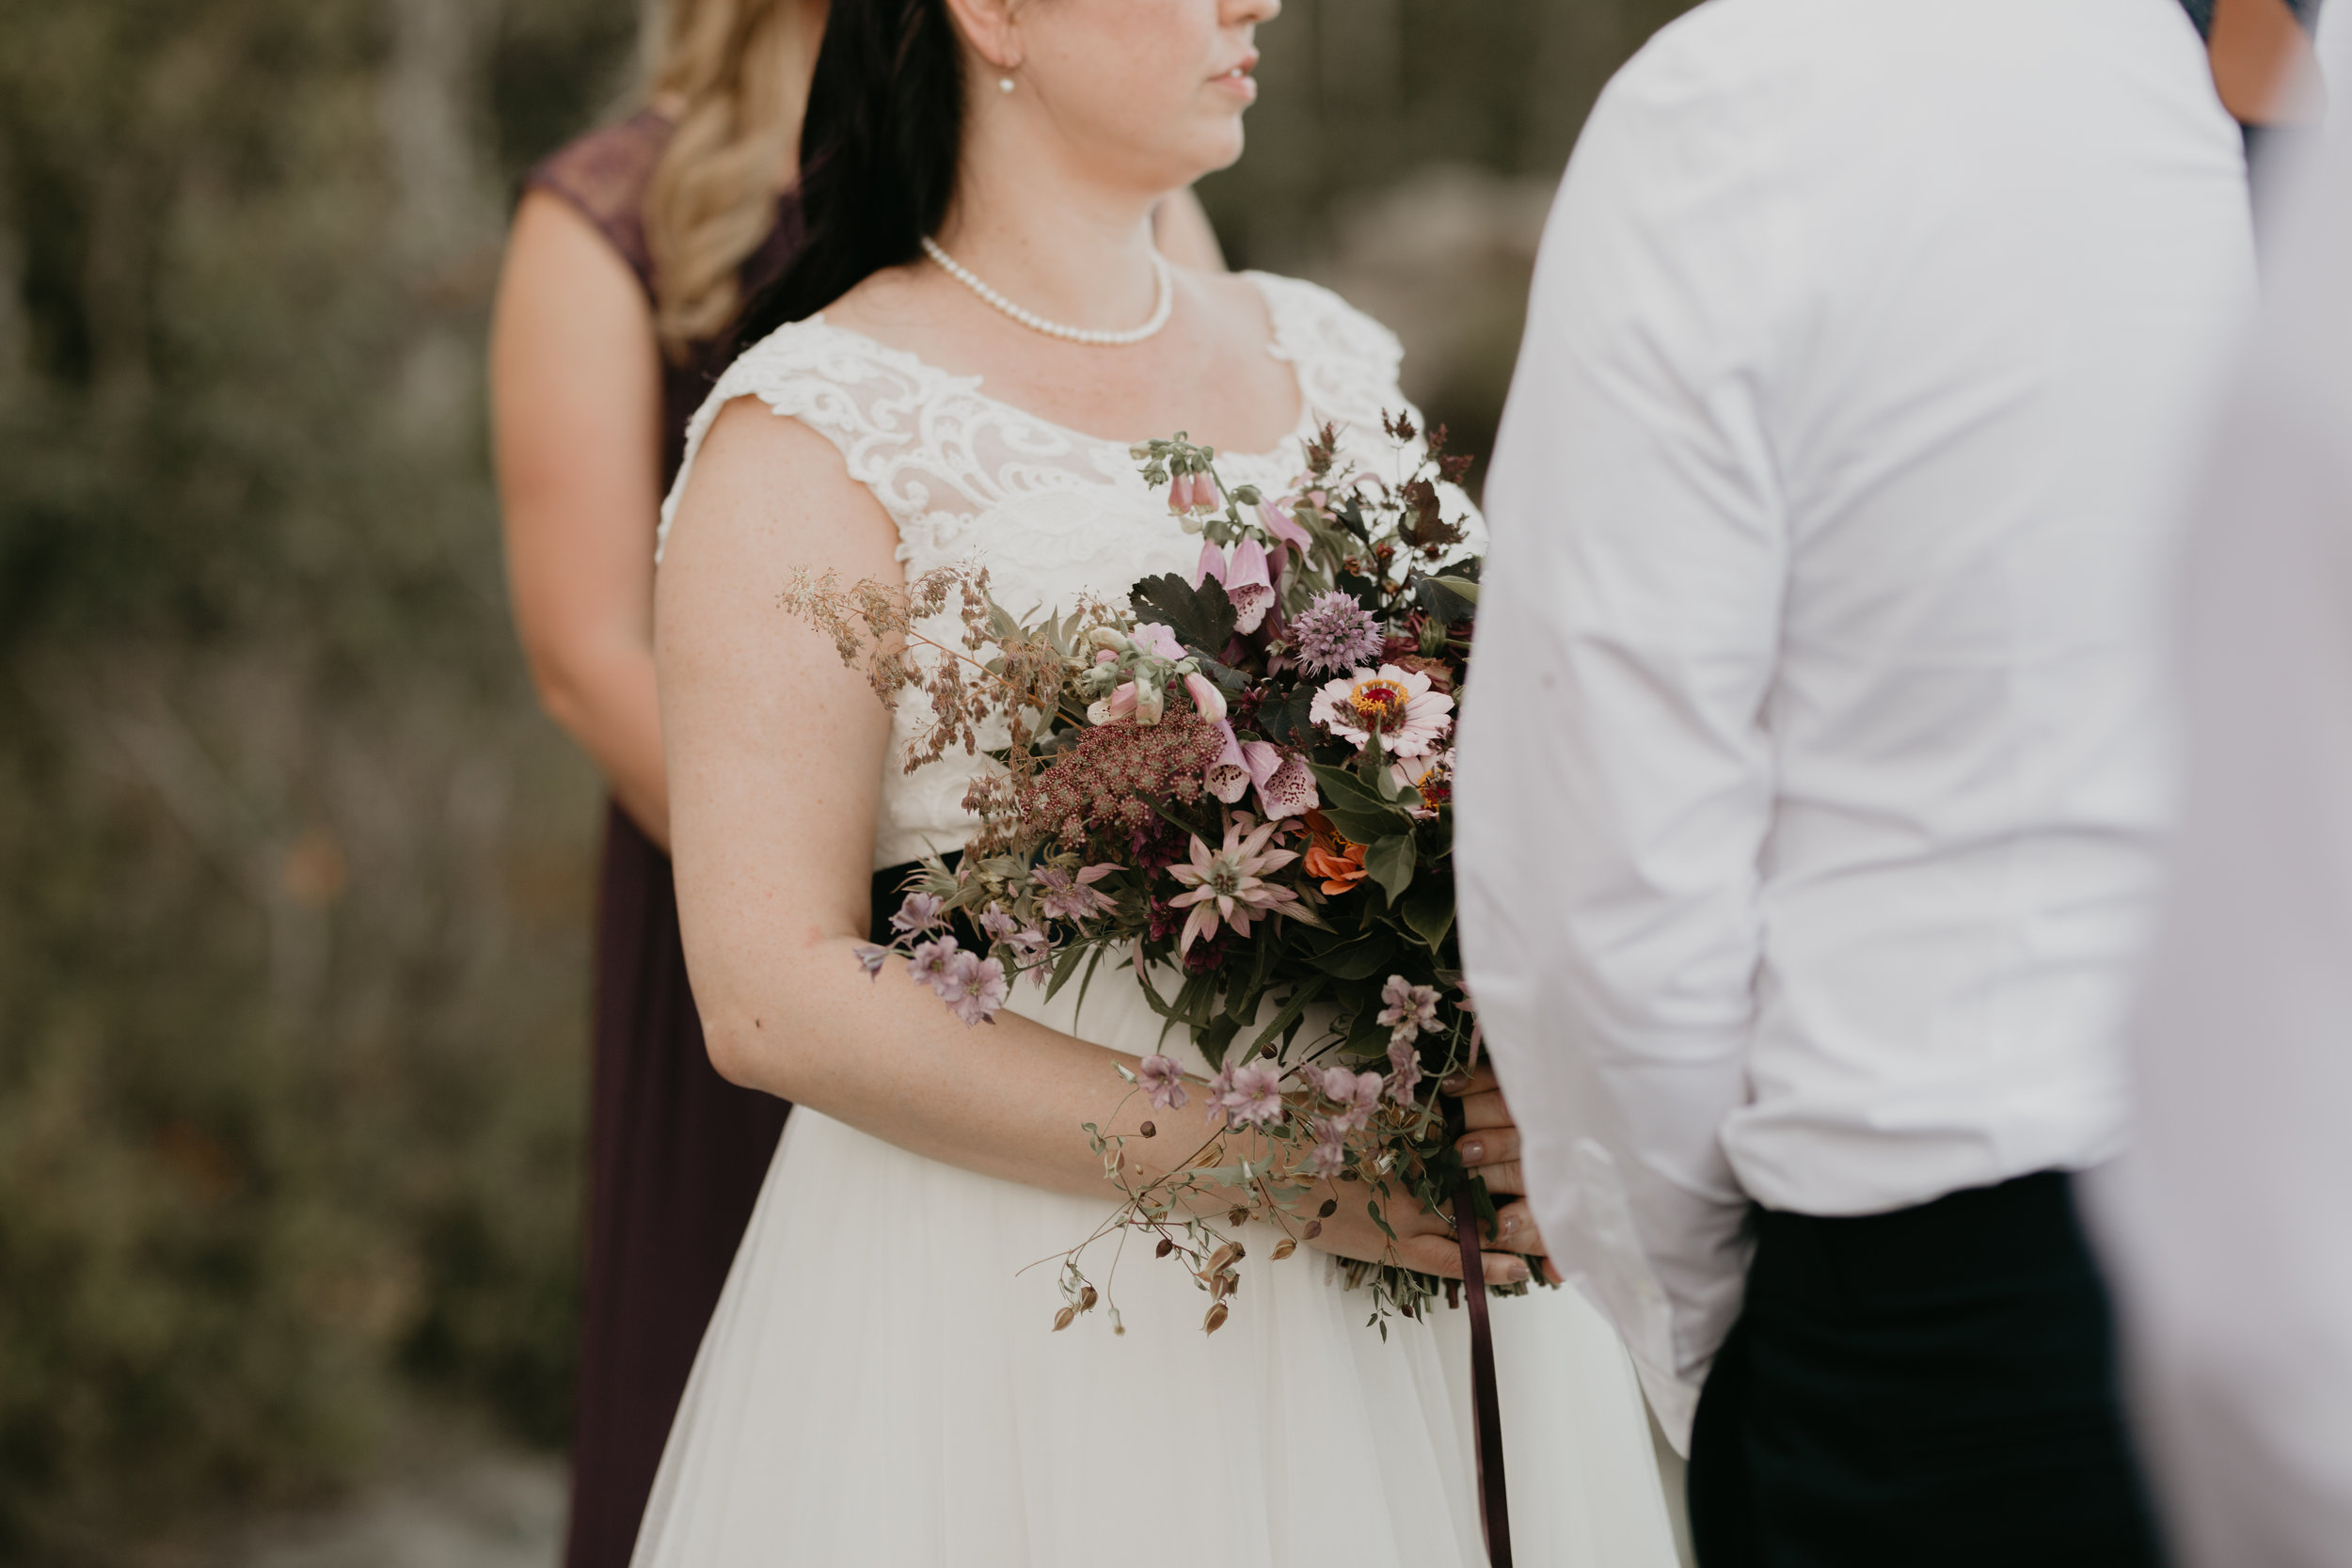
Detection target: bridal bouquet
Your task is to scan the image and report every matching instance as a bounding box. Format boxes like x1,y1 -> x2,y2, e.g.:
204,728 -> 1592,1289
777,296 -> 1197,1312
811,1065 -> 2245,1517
787,415 -> 1504,1335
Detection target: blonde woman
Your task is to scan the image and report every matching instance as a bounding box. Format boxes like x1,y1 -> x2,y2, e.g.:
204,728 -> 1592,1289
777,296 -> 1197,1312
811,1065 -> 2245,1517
490,4 -> 1232,1562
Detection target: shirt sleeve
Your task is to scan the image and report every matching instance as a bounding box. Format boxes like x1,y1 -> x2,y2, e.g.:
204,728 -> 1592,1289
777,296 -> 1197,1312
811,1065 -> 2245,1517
1456,52 -> 1790,1449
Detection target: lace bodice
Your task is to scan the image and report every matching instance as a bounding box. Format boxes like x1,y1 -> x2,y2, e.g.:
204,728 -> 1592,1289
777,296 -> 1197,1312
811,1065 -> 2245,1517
660,272 -> 1434,870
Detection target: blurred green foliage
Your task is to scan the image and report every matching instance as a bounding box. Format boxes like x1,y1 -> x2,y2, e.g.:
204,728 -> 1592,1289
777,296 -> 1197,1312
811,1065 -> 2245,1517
0,0 -> 1689,1560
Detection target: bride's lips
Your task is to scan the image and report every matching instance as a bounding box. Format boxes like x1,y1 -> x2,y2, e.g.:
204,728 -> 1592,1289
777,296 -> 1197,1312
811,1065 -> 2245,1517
1210,53 -> 1261,103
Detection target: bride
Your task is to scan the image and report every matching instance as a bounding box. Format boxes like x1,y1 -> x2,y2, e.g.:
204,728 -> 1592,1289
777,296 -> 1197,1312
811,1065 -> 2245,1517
642,0 -> 1683,1562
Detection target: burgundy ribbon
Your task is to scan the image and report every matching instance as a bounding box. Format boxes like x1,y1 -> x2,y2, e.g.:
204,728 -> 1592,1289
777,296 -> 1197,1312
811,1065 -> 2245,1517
1447,1118 -> 1514,1565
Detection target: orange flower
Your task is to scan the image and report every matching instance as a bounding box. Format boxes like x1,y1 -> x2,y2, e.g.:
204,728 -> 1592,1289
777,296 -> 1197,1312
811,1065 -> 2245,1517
1304,839 -> 1368,896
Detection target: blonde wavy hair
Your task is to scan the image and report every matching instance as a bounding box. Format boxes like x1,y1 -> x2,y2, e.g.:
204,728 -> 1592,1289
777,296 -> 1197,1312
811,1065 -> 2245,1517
643,0 -> 826,356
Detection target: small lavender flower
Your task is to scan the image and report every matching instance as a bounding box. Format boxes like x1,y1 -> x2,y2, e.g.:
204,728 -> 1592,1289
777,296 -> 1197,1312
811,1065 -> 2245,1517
853,943 -> 890,979
934,950 -> 1009,1025
1377,975 -> 1443,1041
1291,590 -> 1385,675
1386,1036 -> 1425,1106
1220,1061 -> 1288,1128
1136,1053 -> 1190,1111
979,906 -> 1020,942
1315,1066 -> 1386,1132
908,937 -> 960,989
891,892 -> 947,935
1308,1117 -> 1350,1177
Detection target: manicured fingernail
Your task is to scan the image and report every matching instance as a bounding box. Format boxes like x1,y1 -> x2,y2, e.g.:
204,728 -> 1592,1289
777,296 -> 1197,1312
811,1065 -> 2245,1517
1439,1076 -> 1472,1094
1506,1259 -> 1531,1282
1459,1138 -> 1485,1163
1500,1212 -> 1520,1234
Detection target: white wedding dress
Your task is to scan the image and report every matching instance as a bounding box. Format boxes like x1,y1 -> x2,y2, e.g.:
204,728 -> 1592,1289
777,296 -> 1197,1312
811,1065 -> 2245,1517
638,273 -> 1683,1567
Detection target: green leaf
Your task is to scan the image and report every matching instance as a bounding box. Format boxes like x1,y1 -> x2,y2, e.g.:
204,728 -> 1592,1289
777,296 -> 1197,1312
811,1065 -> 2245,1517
1244,974 -> 1328,1057
1041,940 -> 1090,1002
1364,834 -> 1417,906
1309,761 -> 1414,843
1402,880 -> 1455,952
1128,573 -> 1237,655
1197,1014 -> 1242,1071
1310,929 -> 1402,982
1367,1198 -> 1398,1244
1410,573 -> 1477,626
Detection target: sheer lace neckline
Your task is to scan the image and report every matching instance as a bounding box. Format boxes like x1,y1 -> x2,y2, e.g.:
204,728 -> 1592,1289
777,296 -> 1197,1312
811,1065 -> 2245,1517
803,270 -> 1314,467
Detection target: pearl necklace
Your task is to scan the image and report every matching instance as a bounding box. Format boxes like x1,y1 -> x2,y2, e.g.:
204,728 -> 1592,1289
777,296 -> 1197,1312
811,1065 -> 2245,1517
920,236 -> 1174,347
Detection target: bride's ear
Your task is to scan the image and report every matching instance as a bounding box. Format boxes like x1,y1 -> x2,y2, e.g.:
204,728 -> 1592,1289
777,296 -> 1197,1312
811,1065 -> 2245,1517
938,0 -> 1024,76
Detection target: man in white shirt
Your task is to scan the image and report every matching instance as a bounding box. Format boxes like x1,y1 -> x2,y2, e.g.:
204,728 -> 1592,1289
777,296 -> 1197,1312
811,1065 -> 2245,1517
1454,0 -> 2253,1560
2091,29 -> 2352,1568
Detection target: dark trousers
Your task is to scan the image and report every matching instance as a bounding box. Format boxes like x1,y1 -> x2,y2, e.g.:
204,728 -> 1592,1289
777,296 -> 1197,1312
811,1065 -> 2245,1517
1687,1172 -> 2164,1568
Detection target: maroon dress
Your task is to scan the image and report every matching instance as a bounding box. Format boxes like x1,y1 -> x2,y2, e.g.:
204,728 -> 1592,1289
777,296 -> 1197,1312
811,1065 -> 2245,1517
524,111 -> 803,1568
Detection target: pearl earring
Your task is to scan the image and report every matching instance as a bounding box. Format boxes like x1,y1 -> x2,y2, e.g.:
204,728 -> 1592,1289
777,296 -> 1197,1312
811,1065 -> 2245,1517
998,75 -> 1015,93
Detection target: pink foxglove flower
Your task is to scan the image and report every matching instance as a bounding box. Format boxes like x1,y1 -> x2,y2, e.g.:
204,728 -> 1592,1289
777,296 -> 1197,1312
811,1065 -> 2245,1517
1036,863 -> 1119,923
1136,1053 -> 1190,1111
1259,498 -> 1314,557
1206,722 -> 1251,804
1191,541 -> 1228,589
1131,622 -> 1185,661
1165,816 -> 1304,954
1168,471 -> 1197,515
1184,672 -> 1228,723
934,949 -> 1009,1025
1087,681 -> 1140,726
1217,1060 -> 1286,1128
1225,540 -> 1276,634
891,892 -> 946,934
1257,748 -> 1319,821
1310,664 -> 1454,758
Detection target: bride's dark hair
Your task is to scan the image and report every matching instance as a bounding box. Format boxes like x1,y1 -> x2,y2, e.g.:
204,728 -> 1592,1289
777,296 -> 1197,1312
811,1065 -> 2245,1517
732,0 -> 966,350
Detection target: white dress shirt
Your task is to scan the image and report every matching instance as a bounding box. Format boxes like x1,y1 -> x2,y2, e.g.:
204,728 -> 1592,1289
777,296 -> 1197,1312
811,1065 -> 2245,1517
2090,75 -> 2352,1568
1456,0 -> 2253,1447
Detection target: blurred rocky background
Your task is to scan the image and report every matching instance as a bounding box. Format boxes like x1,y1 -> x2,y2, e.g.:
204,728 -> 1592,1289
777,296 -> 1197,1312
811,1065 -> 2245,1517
0,0 -> 1692,1561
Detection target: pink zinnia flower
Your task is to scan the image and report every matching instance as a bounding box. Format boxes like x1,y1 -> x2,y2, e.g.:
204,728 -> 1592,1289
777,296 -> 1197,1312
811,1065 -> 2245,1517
1136,1053 -> 1189,1111
1165,816 -> 1304,954
1391,751 -> 1453,820
1310,664 -> 1454,758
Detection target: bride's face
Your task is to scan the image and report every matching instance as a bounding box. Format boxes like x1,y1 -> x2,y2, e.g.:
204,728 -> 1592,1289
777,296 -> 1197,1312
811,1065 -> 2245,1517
991,0 -> 1279,188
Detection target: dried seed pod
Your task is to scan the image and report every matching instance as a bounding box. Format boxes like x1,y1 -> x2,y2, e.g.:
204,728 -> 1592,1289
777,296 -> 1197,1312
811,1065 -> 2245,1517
1204,1302 -> 1229,1335
1227,1207 -> 1249,1227
1154,1236 -> 1175,1259
1271,1239 -> 1297,1260
1053,1306 -> 1076,1332
1317,1198 -> 1339,1218
1079,1286 -> 1098,1312
1139,1121 -> 1156,1138
1205,1243 -> 1241,1275
1303,1220 -> 1324,1240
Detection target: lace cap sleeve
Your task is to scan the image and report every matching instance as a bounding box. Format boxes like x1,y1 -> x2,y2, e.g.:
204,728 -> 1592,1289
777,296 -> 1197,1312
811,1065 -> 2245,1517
1250,272 -> 1411,433
657,321 -> 963,563
522,111 -> 672,293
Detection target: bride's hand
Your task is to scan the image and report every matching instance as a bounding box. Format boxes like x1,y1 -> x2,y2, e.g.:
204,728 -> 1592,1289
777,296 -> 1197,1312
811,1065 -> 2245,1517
1444,1067 -> 1561,1280
1300,1176 -> 1537,1286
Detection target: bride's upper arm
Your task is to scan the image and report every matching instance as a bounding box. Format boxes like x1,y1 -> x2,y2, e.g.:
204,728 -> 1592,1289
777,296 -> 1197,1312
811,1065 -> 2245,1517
655,396 -> 906,1023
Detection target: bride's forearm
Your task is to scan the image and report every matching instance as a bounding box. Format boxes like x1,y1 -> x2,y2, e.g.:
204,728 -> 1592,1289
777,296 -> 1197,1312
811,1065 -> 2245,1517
698,934 -> 1243,1201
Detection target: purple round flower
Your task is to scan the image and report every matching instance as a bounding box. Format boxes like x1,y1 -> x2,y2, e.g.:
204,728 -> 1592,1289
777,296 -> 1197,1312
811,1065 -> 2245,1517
1291,591 -> 1385,676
